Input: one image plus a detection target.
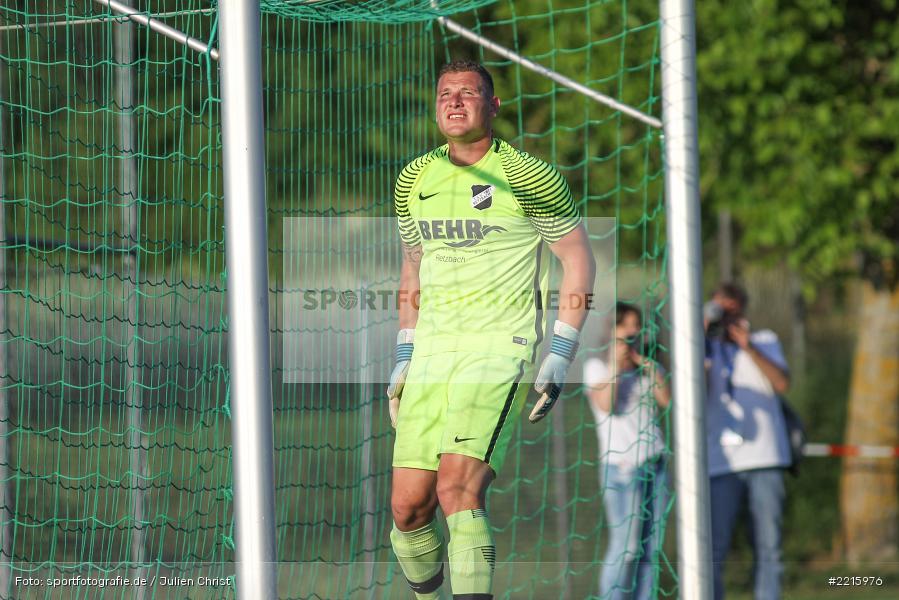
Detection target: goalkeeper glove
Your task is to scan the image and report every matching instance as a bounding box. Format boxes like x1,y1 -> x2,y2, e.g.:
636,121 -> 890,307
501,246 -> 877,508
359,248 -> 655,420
386,328 -> 415,428
530,320 -> 580,423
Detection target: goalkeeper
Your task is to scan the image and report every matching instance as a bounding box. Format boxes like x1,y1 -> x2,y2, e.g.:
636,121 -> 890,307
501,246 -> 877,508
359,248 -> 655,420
387,60 -> 595,599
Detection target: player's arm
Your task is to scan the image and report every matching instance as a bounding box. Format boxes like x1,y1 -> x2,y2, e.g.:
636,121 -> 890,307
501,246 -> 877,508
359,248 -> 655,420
530,225 -> 596,423
398,244 -> 422,328
388,157 -> 424,427
548,224 -> 595,330
504,148 -> 595,422
387,244 -> 422,427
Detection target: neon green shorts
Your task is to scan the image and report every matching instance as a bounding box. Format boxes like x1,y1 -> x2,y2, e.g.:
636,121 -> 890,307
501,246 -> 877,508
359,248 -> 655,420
392,351 -> 534,474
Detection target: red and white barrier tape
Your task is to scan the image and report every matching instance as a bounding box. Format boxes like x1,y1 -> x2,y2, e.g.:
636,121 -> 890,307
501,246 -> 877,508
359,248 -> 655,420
804,443 -> 899,458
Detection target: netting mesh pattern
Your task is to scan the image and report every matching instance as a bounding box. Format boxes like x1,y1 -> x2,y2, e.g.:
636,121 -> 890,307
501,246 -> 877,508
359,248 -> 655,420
269,1 -> 671,598
256,0 -> 499,23
0,0 -> 671,598
0,1 -> 230,598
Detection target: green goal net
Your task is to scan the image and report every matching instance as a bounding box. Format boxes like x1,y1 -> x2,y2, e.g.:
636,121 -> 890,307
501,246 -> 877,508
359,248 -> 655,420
0,1 -> 671,598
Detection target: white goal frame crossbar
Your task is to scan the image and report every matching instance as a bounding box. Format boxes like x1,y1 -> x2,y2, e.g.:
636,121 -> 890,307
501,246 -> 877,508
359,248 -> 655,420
95,0 -> 219,60
436,15 -> 663,129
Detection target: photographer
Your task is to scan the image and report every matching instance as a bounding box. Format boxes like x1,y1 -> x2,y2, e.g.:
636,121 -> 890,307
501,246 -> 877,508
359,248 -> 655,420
584,302 -> 670,600
704,283 -> 791,600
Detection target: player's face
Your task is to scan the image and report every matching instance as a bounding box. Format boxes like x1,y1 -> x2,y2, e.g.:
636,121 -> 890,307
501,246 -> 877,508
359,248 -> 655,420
435,70 -> 499,143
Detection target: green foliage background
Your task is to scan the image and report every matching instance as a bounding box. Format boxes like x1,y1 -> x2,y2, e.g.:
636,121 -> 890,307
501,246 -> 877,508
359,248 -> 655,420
696,0 -> 899,290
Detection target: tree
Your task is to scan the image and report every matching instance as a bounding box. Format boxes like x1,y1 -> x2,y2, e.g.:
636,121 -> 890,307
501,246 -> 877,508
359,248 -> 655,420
694,0 -> 899,562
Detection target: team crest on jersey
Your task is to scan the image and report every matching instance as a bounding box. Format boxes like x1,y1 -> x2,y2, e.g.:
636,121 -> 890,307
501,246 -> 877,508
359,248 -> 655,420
471,184 -> 495,210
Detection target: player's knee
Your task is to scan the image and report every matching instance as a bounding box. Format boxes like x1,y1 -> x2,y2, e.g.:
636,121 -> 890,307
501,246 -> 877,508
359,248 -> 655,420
435,478 -> 482,514
391,492 -> 438,531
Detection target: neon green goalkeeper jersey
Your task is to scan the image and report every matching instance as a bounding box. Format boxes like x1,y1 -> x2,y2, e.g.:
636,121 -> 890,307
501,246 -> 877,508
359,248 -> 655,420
394,138 -> 581,362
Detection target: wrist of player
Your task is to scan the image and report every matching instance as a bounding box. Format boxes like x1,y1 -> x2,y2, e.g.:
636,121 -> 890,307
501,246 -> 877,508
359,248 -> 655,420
386,328 -> 414,428
530,320 -> 580,423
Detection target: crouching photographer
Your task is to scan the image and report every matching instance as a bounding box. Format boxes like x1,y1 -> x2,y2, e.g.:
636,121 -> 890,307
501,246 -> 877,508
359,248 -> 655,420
704,282 -> 792,600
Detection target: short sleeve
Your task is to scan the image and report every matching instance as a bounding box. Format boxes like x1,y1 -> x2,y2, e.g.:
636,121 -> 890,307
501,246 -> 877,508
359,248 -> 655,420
750,329 -> 789,374
499,142 -> 581,243
583,357 -> 611,388
394,161 -> 422,247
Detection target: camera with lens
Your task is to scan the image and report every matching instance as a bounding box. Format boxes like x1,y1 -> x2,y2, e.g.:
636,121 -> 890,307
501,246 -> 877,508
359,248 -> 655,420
704,301 -> 734,341
623,335 -> 642,353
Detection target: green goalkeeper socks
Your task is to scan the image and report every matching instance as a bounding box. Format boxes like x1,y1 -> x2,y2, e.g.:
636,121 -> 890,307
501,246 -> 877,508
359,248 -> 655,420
390,519 -> 445,599
446,508 -> 495,599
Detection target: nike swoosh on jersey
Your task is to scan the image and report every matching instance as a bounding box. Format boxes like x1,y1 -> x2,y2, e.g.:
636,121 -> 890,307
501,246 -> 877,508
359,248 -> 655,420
418,191 -> 440,200
454,435 -> 476,443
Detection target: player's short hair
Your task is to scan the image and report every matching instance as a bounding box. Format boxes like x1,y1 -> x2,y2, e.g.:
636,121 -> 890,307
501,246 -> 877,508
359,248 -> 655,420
437,60 -> 495,98
715,282 -> 749,309
615,301 -> 642,326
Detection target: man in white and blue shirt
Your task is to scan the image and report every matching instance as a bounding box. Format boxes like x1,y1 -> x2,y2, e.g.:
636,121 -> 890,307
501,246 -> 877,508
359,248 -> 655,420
705,282 -> 791,600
